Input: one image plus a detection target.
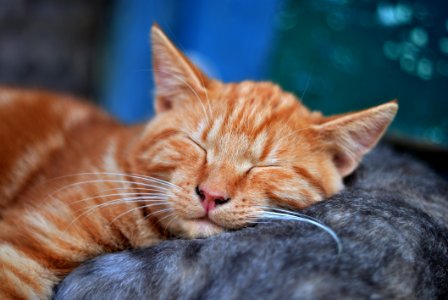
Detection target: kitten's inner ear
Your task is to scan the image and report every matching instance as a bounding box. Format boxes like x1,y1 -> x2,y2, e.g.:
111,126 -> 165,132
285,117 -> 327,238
151,25 -> 208,113
316,101 -> 398,177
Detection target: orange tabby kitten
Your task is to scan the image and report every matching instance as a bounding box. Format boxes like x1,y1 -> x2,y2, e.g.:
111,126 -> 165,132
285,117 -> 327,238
0,25 -> 397,299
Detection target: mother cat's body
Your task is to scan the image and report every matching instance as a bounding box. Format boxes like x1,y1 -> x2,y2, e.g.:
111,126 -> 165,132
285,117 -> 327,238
0,26 -> 399,299
56,146 -> 448,299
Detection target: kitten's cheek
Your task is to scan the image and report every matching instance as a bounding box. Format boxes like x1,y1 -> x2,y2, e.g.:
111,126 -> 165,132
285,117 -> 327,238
171,198 -> 204,219
168,174 -> 205,218
170,166 -> 201,190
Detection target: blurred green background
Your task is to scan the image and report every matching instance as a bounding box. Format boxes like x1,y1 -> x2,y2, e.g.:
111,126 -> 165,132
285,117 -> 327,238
271,0 -> 448,147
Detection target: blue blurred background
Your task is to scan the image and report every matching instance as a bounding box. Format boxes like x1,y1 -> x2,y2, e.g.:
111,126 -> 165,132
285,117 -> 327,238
101,0 -> 282,123
0,0 -> 447,149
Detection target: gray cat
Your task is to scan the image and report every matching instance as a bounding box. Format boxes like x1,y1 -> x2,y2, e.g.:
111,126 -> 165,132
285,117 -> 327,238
54,146 -> 448,299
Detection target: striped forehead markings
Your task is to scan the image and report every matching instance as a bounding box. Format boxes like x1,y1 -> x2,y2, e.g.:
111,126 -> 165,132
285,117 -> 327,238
189,82 -> 301,166
205,116 -> 224,142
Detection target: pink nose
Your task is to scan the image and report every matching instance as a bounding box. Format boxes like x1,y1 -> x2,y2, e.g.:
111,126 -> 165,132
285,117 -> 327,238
196,186 -> 230,213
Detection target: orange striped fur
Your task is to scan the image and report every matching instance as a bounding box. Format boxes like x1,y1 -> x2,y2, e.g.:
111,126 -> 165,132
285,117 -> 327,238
0,26 -> 397,299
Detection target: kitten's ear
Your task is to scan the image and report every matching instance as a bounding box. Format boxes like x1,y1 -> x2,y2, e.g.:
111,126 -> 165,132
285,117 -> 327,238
151,24 -> 208,113
316,101 -> 398,176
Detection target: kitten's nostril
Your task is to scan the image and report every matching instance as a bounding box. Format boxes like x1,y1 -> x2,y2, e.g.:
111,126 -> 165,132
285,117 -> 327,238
214,198 -> 230,206
195,185 -> 205,201
197,185 -> 230,211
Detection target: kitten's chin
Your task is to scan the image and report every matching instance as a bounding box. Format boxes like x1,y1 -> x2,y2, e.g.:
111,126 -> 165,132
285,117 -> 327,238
179,218 -> 224,239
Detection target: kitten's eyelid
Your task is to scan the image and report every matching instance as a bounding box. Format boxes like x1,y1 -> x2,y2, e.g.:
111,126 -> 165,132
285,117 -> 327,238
186,136 -> 207,153
256,164 -> 281,168
246,164 -> 282,175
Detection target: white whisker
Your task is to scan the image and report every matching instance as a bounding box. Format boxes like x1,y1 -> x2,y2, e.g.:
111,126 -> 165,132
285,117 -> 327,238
196,67 -> 213,120
111,204 -> 171,224
275,127 -> 310,145
261,211 -> 342,254
158,212 -> 177,235
153,68 -> 211,124
63,197 -> 168,232
82,187 -> 168,194
77,198 -> 167,214
157,211 -> 176,224
300,75 -> 311,101
258,206 -> 324,224
53,172 -> 180,190
72,198 -> 166,219
87,171 -> 181,190
254,205 -> 342,254
163,220 -> 175,234
50,179 -> 173,200
144,207 -> 173,218
69,192 -> 169,205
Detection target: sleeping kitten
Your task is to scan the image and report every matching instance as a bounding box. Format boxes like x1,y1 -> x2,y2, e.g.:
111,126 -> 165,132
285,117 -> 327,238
0,25 -> 397,299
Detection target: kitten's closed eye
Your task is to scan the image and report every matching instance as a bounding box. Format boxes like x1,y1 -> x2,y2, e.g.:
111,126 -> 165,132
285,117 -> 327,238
187,137 -> 207,154
246,165 -> 281,175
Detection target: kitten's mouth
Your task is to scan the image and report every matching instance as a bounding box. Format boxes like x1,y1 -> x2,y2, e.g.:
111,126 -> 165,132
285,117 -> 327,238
182,216 -> 223,238
195,216 -> 219,226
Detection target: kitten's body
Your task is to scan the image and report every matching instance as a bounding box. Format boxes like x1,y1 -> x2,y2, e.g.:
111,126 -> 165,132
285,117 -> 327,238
0,26 -> 398,299
0,89 -> 160,298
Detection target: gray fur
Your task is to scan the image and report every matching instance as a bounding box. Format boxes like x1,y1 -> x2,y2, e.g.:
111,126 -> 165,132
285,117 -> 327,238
54,146 -> 448,299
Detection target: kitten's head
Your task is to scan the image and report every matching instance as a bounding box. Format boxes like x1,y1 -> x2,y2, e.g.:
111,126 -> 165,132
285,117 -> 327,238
130,25 -> 398,238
